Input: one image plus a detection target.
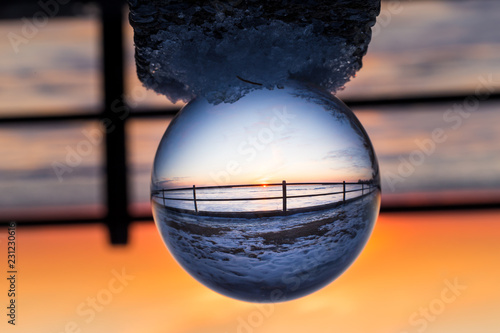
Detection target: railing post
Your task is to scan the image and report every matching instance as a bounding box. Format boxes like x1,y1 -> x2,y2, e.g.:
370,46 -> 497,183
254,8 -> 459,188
343,181 -> 346,202
162,189 -> 166,207
282,180 -> 287,212
193,185 -> 198,213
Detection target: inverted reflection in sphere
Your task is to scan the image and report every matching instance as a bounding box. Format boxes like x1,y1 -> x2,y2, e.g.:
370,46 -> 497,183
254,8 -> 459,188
152,83 -> 380,302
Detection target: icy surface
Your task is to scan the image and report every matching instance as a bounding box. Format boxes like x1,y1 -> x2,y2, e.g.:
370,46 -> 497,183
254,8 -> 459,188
129,0 -> 380,104
153,191 -> 380,302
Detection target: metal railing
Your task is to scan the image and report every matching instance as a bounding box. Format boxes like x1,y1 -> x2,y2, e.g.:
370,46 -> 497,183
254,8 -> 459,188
154,180 -> 377,214
2,0 -> 498,245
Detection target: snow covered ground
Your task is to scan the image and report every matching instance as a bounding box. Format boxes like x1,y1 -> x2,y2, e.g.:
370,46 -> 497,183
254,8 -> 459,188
153,190 -> 381,302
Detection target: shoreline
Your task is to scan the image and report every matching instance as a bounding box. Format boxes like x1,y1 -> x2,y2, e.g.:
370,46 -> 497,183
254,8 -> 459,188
154,189 -> 378,218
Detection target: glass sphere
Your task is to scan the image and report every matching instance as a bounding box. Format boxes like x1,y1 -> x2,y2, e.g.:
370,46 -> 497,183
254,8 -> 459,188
151,83 -> 381,303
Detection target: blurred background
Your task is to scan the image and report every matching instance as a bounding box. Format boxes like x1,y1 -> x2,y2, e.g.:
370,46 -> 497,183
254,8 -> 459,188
0,0 -> 499,332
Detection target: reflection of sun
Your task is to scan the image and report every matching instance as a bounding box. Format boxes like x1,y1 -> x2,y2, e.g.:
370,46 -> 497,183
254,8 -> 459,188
262,184 -> 267,188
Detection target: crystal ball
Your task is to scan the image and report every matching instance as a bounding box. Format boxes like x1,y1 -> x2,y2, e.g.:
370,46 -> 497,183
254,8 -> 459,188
151,83 -> 381,303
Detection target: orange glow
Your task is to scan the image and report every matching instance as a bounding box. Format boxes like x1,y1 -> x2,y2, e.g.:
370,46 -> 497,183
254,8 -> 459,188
3,211 -> 500,333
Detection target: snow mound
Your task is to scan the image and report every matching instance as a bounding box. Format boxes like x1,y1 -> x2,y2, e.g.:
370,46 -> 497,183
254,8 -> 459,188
129,0 -> 380,104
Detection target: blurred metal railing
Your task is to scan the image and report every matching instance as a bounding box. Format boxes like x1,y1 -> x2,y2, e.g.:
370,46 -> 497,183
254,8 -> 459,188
0,0 -> 499,245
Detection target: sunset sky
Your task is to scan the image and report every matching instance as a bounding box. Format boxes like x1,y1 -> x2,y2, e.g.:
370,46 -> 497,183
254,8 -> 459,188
152,88 -> 375,188
1,1 -> 500,332
2,211 -> 500,333
1,1 -> 500,216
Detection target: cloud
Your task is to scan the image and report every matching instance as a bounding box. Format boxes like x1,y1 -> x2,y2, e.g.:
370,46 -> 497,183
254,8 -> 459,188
155,176 -> 192,189
323,147 -> 371,171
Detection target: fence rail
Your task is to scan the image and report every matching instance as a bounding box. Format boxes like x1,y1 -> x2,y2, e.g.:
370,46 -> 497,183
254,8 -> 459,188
153,180 -> 377,214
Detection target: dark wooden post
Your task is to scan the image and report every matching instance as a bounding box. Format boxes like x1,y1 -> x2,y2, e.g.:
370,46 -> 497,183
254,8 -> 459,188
193,185 -> 198,213
282,180 -> 287,212
102,0 -> 129,244
362,183 -> 364,195
162,190 -> 166,207
343,181 -> 346,202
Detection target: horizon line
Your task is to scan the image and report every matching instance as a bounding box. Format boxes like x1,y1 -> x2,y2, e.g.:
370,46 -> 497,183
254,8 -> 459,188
153,179 -> 377,191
